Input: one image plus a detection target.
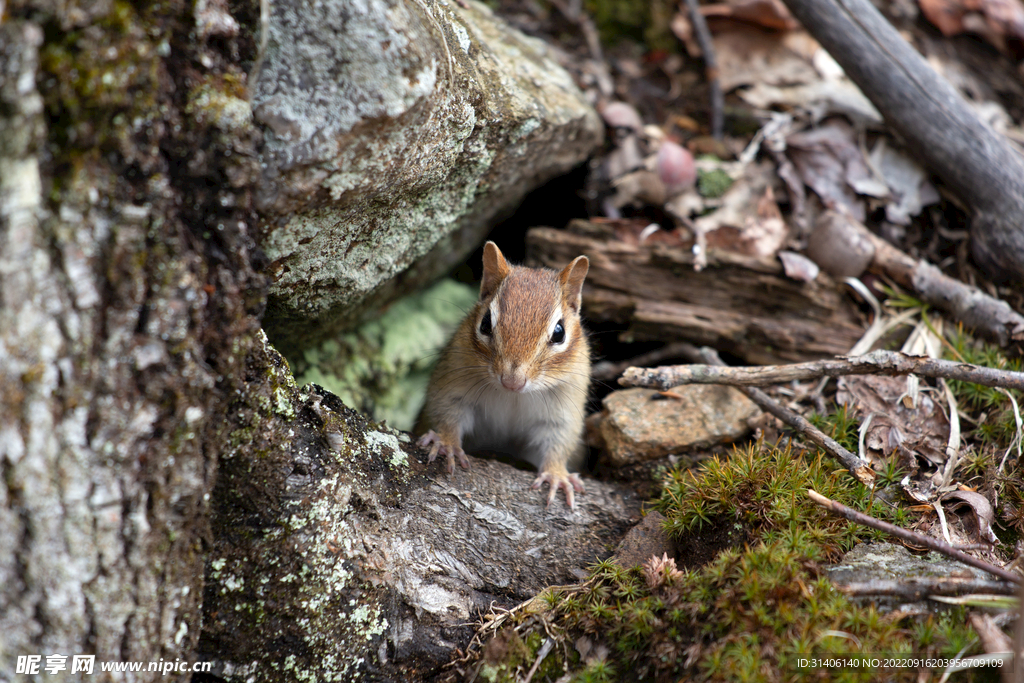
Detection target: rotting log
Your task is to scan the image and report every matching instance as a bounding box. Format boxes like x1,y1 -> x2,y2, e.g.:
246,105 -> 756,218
527,221 -> 865,364
199,334 -> 641,681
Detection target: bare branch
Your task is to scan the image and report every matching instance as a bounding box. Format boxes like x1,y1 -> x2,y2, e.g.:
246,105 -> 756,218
620,349 -> 1024,391
592,342 -> 701,382
808,490 -> 1021,585
695,348 -> 875,485
840,578 -> 1018,600
682,0 -> 723,140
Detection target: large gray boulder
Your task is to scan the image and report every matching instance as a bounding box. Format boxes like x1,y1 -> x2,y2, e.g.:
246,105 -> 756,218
254,0 -> 603,353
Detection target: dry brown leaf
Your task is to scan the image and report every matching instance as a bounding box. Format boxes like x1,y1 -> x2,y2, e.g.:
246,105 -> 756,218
943,490 -> 1000,544
712,27 -> 821,92
701,0 -> 801,31
919,0 -> 1024,49
693,163 -> 789,258
867,140 -> 941,226
836,374 -> 949,473
919,0 -> 970,35
785,119 -> 886,222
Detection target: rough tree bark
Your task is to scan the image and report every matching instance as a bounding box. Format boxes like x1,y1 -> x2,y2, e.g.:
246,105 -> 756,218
1,6 -> 636,682
0,2 -> 264,679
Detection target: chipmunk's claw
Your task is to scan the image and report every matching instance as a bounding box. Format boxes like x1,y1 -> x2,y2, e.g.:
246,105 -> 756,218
417,430 -> 469,474
532,471 -> 585,510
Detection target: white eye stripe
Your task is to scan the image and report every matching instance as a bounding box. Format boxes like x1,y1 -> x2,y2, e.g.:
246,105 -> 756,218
477,300 -> 500,342
547,305 -> 563,338
546,305 -> 570,351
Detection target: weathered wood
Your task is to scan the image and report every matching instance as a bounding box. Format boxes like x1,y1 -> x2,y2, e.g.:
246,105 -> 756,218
780,0 -> 1024,284
200,335 -> 641,681
527,221 -> 865,364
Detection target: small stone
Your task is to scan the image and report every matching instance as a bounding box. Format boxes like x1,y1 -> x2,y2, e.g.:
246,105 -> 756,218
597,385 -> 760,467
806,211 -> 875,278
612,511 -> 673,568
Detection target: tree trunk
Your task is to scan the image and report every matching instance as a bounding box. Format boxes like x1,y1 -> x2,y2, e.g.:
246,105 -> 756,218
0,2 -> 264,679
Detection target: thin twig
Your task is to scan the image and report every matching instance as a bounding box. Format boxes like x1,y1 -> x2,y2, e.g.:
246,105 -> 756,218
808,490 -> 1021,584
682,0 -> 723,139
843,212 -> 1024,348
696,347 -> 875,485
523,637 -> 554,683
840,577 -> 1019,599
620,349 -> 1024,391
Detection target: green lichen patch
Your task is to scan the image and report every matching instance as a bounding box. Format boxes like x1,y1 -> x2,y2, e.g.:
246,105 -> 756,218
294,279 -> 478,431
696,164 -> 734,199
186,81 -> 252,133
203,332 -> 420,680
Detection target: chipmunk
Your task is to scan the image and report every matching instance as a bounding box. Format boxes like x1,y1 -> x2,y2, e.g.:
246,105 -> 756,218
418,242 -> 591,509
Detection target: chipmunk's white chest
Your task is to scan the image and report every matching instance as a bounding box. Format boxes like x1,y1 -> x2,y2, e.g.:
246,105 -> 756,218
461,382 -> 568,466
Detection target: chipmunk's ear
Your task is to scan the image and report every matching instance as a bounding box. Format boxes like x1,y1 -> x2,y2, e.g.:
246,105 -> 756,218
558,255 -> 589,313
481,242 -> 511,300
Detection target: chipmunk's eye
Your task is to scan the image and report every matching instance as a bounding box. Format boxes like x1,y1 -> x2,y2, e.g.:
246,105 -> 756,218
550,320 -> 565,344
479,310 -> 492,336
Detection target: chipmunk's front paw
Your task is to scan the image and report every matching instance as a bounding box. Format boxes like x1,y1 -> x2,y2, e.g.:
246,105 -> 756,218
416,430 -> 469,474
532,469 -> 585,510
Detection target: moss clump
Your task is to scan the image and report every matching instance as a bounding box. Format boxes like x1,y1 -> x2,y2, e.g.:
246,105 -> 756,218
656,443 -> 906,553
470,443 -> 992,682
552,546 -> 983,682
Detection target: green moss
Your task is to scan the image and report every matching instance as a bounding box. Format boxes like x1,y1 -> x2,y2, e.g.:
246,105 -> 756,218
655,442 -> 892,554
696,165 -> 733,199
37,0 -> 168,168
583,0 -> 676,51
472,443 -> 1001,681
940,327 -> 1024,541
944,327 -> 1023,449
808,404 -> 859,454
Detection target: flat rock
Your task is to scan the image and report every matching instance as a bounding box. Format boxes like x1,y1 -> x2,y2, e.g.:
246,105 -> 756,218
827,542 -> 1003,611
595,385 -> 760,466
253,0 -> 603,354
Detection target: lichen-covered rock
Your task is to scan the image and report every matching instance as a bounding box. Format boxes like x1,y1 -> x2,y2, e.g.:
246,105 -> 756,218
593,385 -> 760,466
253,0 -> 603,354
